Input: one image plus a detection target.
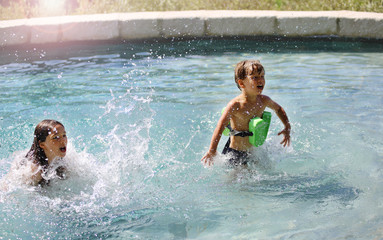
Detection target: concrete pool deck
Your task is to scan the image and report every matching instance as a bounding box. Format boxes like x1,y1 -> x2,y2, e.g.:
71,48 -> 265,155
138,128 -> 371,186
1,10 -> 383,47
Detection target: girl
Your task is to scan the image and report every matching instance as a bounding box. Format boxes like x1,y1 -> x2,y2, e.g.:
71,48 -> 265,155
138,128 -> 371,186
25,119 -> 68,185
1,120 -> 68,191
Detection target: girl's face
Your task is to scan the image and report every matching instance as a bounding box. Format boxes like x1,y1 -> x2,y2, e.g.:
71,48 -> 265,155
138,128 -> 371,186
39,124 -> 67,163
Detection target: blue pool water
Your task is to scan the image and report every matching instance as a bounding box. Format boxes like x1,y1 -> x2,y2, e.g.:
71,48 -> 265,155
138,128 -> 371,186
0,38 -> 382,239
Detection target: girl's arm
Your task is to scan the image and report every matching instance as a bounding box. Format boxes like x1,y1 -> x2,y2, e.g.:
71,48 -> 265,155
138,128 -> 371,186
29,164 -> 43,186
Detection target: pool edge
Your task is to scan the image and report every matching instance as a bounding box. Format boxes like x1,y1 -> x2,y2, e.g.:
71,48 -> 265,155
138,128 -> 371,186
1,10 -> 383,47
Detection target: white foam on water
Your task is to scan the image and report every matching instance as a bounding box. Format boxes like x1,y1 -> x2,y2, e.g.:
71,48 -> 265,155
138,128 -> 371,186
0,45 -> 382,239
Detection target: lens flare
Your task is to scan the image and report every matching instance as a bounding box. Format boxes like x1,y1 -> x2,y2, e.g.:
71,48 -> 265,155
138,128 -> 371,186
38,0 -> 67,17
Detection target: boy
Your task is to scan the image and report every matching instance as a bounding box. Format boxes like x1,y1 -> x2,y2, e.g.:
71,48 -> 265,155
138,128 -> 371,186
201,60 -> 291,167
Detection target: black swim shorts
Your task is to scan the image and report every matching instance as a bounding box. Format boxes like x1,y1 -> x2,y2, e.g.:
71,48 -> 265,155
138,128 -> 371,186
223,147 -> 250,166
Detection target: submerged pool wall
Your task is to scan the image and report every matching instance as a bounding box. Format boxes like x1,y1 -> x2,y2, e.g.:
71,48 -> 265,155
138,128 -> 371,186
1,10 -> 383,47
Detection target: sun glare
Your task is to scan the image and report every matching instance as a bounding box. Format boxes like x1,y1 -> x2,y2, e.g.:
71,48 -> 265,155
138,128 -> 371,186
38,0 -> 67,17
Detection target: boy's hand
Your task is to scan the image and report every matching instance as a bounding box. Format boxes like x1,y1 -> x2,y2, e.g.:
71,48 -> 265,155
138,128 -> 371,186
201,151 -> 216,166
278,128 -> 291,147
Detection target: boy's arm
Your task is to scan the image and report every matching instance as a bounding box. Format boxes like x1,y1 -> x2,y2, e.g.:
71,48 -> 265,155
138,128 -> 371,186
201,103 -> 235,165
265,96 -> 291,147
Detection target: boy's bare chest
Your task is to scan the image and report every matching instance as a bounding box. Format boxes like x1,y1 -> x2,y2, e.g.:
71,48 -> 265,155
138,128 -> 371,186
231,102 -> 265,130
240,100 -> 265,117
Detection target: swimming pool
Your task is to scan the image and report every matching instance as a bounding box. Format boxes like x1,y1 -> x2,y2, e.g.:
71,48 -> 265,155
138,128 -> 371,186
0,37 -> 382,239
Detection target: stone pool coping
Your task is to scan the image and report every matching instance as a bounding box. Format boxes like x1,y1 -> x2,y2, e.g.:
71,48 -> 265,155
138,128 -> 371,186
1,10 -> 383,47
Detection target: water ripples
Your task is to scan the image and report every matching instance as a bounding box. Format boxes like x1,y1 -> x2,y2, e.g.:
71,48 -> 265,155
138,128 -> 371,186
0,38 -> 382,239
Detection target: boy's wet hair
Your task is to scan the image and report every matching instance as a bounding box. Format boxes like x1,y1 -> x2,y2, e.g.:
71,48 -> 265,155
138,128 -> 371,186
234,60 -> 265,90
26,119 -> 64,167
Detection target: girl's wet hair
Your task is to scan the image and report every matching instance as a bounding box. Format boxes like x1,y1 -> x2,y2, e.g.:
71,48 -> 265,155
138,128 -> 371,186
234,60 -> 265,90
26,119 -> 64,167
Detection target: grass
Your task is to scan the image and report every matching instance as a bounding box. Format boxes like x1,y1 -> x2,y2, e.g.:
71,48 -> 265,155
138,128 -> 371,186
1,0 -> 382,20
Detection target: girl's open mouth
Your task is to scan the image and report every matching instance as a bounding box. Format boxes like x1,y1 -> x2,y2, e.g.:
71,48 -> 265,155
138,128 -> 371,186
60,147 -> 66,153
257,85 -> 264,90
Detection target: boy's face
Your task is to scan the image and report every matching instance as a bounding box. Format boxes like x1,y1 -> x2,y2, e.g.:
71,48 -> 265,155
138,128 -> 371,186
242,70 -> 265,95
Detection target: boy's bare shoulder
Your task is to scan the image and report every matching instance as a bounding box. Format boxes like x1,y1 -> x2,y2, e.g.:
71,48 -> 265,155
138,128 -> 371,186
260,94 -> 273,105
260,94 -> 271,101
227,96 -> 243,110
260,94 -> 281,110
